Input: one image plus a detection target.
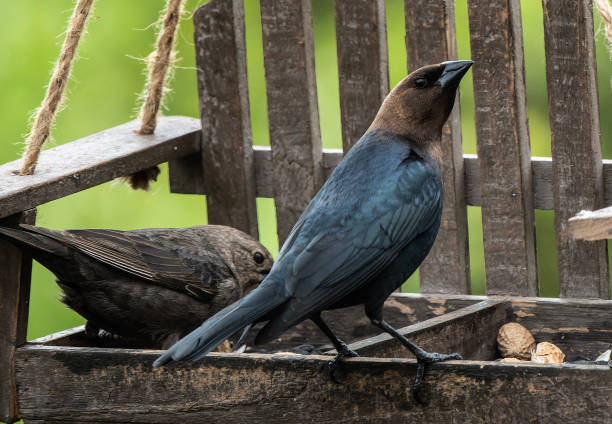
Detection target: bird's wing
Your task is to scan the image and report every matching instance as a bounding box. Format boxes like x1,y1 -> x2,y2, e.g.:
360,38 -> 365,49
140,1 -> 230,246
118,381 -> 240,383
266,157 -> 442,336
19,225 -> 217,301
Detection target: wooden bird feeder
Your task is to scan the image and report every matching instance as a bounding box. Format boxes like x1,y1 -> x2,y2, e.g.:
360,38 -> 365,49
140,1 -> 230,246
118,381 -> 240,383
2,0 -> 612,422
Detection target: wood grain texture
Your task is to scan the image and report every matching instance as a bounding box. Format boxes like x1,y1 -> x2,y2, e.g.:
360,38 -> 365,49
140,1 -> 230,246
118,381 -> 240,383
335,0 -> 388,152
568,205 -> 612,241
0,116 -> 200,220
468,0 -> 537,296
542,0 -> 609,298
509,297 -> 612,361
194,0 -> 259,238
15,346 -> 612,423
350,299 -> 508,360
0,210 -> 36,423
174,147 -> 612,213
405,0 -> 470,294
260,0 -> 323,244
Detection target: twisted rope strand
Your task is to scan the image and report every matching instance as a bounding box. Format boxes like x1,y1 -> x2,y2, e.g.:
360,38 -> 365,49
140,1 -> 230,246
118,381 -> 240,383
20,0 -> 95,175
136,0 -> 185,135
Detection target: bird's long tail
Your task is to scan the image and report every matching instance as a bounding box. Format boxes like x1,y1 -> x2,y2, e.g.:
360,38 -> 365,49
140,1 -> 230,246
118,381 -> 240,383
153,281 -> 286,367
0,226 -> 68,256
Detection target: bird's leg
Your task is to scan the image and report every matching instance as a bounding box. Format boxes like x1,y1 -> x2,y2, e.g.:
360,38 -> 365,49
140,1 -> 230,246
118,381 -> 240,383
231,323 -> 253,352
312,314 -> 358,383
85,321 -> 99,338
367,306 -> 461,404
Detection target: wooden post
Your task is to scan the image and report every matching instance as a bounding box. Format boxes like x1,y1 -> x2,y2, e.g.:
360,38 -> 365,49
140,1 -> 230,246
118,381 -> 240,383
405,0 -> 470,294
0,209 -> 36,423
335,0 -> 388,152
542,0 -> 609,298
467,0 -> 538,296
193,0 -> 259,238
260,0 -> 323,245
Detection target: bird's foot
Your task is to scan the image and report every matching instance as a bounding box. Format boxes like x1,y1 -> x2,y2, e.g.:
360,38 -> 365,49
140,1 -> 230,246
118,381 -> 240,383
412,349 -> 462,405
328,345 -> 359,384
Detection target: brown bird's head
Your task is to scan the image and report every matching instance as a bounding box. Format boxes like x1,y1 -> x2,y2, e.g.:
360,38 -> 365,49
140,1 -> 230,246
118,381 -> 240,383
201,225 -> 274,296
369,60 -> 472,146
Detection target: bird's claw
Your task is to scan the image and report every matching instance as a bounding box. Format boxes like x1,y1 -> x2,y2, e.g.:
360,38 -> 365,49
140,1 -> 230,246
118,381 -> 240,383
412,351 -> 462,405
327,347 -> 359,384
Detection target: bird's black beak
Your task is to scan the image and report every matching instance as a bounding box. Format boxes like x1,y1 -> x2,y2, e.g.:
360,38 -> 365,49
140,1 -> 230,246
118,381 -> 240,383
436,60 -> 473,88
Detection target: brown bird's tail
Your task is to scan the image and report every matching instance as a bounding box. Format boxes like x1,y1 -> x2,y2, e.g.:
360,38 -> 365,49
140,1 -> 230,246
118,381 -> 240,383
0,226 -> 70,257
153,280 -> 286,367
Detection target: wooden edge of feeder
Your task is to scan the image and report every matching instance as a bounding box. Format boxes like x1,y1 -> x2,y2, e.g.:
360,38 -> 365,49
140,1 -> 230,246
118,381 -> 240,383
13,344 -> 612,422
568,205 -> 612,240
29,325 -> 85,346
0,116 -> 201,220
347,299 -> 509,359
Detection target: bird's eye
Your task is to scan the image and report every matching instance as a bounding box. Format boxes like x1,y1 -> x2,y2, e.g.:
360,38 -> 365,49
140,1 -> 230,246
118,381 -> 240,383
414,78 -> 428,89
253,252 -> 265,264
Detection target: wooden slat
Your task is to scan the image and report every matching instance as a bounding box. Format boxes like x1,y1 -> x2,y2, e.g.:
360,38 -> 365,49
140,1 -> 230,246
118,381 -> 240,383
170,148 -> 612,214
467,0 -> 538,296
15,346 -> 612,422
193,0 -> 259,238
260,0 -> 323,244
568,206 -> 612,241
542,0 -> 609,298
405,0 -> 470,294
0,116 -> 200,220
350,299 -> 508,360
335,0 -> 388,152
509,297 -> 612,361
0,209 -> 36,423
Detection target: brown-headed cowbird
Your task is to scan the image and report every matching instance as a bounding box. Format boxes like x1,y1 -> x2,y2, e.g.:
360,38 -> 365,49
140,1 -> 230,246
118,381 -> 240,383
154,60 -> 472,400
0,224 -> 273,348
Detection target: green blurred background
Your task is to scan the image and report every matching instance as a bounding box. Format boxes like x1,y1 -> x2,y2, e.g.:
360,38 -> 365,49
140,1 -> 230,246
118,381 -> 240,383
1,0 -> 612,344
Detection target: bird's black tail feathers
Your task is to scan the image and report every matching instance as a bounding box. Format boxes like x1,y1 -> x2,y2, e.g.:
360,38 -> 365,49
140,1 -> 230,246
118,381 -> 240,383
153,281 -> 286,367
0,226 -> 69,257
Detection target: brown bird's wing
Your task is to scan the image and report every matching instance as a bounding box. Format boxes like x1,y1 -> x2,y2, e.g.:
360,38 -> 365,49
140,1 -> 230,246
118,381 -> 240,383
19,225 -> 217,301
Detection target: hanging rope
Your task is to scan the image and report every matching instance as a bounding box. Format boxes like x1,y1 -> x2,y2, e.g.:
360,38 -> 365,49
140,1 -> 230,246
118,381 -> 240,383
126,0 -> 185,190
137,0 -> 185,135
19,0 -> 95,175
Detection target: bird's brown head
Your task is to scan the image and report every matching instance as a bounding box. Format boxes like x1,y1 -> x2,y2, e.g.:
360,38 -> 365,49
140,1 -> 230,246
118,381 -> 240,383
201,225 -> 274,296
226,230 -> 273,295
369,60 -> 472,147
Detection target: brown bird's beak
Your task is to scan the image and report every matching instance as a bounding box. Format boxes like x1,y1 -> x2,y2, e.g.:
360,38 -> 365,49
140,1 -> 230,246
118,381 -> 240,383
436,60 -> 473,88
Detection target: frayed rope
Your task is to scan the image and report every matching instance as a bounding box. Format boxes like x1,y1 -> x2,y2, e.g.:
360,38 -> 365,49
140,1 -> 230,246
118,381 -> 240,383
20,0 -> 95,175
126,0 -> 185,191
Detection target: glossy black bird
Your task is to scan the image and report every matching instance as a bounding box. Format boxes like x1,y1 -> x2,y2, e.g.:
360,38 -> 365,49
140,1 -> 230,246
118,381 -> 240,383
155,60 -> 473,398
0,224 -> 273,348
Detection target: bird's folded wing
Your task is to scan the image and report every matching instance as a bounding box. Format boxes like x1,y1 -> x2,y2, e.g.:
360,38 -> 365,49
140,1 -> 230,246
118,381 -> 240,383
19,225 -> 217,301
282,162 -> 441,325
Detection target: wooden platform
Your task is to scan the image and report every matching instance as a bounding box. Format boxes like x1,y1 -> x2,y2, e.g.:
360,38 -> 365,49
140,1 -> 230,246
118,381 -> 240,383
14,293 -> 612,423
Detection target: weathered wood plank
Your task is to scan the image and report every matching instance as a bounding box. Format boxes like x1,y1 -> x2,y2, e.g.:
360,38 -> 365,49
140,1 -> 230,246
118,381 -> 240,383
568,205 -> 612,241
193,0 -> 259,238
15,346 -> 612,423
542,0 -> 609,298
335,0 -> 388,152
169,147 -> 612,214
509,297 -> 612,361
0,116 -> 200,220
350,299 -> 508,360
260,0 -> 323,244
405,0 -> 469,294
468,0 -> 537,296
1,209 -> 36,423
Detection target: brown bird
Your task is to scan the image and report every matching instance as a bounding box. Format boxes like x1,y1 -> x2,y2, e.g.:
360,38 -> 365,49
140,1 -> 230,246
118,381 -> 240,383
155,60 -> 472,401
0,224 -> 273,348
